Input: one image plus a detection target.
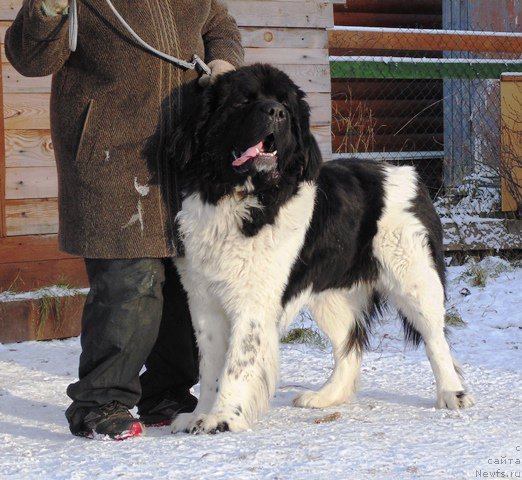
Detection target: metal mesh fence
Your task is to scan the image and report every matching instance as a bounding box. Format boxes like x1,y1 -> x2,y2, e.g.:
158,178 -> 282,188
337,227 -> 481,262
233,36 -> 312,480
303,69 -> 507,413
329,25 -> 522,255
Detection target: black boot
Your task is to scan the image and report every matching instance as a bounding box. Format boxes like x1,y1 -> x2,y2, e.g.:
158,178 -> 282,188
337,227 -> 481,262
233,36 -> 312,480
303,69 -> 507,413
138,390 -> 198,427
66,401 -> 144,440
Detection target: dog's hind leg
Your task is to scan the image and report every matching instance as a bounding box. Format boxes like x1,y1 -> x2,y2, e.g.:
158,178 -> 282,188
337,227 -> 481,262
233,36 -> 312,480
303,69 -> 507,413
293,287 -> 371,409
380,255 -> 475,410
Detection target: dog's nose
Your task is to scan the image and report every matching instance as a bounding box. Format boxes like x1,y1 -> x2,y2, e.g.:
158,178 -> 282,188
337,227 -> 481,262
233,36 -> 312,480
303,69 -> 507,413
261,101 -> 286,122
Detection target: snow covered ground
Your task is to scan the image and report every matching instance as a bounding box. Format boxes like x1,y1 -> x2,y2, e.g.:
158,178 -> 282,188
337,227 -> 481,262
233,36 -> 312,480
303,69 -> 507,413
1,258 -> 521,480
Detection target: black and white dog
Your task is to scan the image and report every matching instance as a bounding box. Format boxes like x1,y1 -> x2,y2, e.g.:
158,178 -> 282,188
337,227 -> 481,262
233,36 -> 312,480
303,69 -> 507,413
170,64 -> 474,434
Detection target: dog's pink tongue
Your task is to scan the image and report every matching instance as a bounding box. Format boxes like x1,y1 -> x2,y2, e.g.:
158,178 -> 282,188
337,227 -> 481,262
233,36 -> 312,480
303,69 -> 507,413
232,141 -> 263,166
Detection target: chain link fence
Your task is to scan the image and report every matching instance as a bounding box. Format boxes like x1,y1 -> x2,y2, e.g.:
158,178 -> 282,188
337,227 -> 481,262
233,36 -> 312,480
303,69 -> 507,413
329,25 -> 522,258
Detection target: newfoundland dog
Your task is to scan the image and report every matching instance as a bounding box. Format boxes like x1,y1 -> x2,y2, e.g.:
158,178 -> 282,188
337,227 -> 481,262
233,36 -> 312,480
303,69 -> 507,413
170,64 -> 474,434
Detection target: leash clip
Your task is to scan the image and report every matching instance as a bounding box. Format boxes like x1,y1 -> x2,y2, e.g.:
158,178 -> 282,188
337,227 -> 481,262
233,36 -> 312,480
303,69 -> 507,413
191,54 -> 212,76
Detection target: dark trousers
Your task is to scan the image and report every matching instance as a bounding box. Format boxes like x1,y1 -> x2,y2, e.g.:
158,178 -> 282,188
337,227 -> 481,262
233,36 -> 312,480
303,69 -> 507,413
66,258 -> 198,423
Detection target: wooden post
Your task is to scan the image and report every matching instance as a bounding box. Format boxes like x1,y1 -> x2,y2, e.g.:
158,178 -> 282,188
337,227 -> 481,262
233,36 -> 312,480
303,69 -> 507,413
500,73 -> 522,212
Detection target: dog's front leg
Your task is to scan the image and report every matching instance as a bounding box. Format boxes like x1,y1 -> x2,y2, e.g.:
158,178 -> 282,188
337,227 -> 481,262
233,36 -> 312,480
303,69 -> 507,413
171,277 -> 230,434
190,310 -> 280,434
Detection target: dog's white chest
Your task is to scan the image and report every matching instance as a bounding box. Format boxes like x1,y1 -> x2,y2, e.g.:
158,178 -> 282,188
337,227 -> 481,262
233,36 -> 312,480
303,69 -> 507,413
177,184 -> 317,298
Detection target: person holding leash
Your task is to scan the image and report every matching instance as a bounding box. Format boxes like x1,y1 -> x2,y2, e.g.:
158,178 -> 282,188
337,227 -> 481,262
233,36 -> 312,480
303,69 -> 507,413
5,0 -> 243,440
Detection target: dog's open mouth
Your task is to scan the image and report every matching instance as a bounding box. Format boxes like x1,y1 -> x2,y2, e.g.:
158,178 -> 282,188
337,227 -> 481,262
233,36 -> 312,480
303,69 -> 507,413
232,134 -> 278,173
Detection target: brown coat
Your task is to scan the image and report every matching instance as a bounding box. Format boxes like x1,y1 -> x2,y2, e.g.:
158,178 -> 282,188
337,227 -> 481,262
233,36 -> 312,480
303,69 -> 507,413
5,0 -> 243,258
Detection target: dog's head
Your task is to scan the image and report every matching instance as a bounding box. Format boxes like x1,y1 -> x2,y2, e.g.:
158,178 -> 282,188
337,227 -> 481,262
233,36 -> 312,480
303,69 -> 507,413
171,64 -> 322,203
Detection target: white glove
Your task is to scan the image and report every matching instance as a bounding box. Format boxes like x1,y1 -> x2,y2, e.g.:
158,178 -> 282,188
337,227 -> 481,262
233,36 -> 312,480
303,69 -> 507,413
198,59 -> 236,87
42,0 -> 69,15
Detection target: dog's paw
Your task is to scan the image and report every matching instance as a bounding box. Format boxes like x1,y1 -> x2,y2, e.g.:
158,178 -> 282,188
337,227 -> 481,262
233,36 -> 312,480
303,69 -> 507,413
186,411 -> 250,434
437,390 -> 475,410
171,412 -> 198,434
293,390 -> 344,409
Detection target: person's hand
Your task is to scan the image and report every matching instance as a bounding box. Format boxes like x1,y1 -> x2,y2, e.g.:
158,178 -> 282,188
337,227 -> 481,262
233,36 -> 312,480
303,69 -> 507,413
42,0 -> 69,15
198,59 -> 236,87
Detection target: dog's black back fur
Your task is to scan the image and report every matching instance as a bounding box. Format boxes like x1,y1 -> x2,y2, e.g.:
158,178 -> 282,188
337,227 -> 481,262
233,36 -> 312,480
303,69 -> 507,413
283,160 -> 386,302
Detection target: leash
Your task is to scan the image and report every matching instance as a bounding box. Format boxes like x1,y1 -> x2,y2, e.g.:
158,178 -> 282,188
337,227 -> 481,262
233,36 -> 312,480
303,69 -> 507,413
68,0 -> 211,75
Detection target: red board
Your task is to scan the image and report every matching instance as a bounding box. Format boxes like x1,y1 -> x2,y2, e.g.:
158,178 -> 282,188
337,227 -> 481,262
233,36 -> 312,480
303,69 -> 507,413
0,235 -> 88,291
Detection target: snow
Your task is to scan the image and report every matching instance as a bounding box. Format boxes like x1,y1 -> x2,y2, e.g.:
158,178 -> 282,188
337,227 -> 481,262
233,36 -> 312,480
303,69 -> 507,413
0,287 -> 89,304
433,166 -> 522,250
1,259 -> 521,480
434,166 -> 501,221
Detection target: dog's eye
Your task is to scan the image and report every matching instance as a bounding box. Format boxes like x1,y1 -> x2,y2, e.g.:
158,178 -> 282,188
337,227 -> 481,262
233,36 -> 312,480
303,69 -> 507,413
234,99 -> 250,108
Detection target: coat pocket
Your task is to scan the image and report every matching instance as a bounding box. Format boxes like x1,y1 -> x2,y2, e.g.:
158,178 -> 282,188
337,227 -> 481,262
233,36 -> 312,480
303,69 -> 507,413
74,99 -> 95,163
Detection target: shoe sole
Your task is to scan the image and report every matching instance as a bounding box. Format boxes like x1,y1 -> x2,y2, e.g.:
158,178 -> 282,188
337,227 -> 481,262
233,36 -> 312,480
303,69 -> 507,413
113,422 -> 144,441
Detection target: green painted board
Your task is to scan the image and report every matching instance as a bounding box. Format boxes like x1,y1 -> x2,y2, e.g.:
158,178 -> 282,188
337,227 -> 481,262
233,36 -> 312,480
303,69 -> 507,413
330,61 -> 522,80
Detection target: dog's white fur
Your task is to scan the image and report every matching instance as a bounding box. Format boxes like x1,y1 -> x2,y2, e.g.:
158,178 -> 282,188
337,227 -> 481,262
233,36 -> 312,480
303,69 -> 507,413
172,165 -> 474,434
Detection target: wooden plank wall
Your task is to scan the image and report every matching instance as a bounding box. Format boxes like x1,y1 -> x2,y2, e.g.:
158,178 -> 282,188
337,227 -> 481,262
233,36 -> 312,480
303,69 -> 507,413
1,14 -> 56,238
0,0 -> 334,292
224,0 -> 334,160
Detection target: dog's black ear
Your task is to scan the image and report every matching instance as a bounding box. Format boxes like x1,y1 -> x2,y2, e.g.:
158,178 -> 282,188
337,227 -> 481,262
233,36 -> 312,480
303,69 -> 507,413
298,96 -> 323,181
169,85 -> 209,171
169,116 -> 196,171
303,129 -> 322,181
